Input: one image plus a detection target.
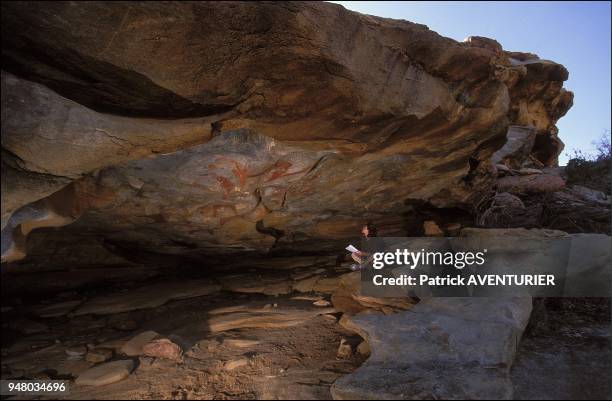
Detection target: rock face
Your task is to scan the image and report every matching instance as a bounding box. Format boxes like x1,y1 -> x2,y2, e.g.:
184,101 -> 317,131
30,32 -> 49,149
1,1 -> 572,263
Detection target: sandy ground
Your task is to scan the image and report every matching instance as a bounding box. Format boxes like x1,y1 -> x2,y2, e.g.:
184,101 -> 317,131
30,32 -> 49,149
511,298 -> 611,400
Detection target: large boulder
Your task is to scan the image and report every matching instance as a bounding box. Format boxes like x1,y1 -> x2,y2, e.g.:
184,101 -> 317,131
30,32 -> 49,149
332,297 -> 533,400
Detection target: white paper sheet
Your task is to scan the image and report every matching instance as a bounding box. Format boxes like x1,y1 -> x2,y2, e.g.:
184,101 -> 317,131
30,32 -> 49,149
345,244 -> 359,253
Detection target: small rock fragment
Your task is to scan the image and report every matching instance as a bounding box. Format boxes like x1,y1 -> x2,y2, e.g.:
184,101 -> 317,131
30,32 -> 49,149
423,220 -> 444,237
225,358 -> 249,371
356,341 -> 370,356
120,331 -> 160,356
518,168 -> 543,175
141,338 -> 183,361
495,163 -> 511,173
445,223 -> 462,236
65,345 -> 88,360
223,339 -> 260,348
337,338 -> 353,359
291,295 -> 323,302
86,348 -> 113,363
196,338 -> 222,352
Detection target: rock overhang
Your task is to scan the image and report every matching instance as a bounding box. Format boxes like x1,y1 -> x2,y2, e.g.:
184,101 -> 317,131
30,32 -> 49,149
1,1 -> 573,263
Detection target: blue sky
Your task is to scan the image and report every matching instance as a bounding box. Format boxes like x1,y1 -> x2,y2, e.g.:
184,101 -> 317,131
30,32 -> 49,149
333,1 -> 611,164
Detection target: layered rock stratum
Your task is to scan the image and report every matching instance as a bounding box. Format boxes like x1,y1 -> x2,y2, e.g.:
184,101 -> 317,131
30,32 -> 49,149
2,1 -> 573,263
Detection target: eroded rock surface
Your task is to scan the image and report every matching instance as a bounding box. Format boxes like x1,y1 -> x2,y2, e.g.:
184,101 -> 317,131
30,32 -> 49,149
1,1 -> 572,263
332,297 -> 533,400
1,71 -> 215,221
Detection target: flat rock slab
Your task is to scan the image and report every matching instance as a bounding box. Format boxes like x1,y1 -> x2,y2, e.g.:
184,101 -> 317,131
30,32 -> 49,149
225,256 -> 337,271
312,277 -> 341,293
332,297 -> 532,400
72,280 -> 220,316
224,358 -> 249,371
75,360 -> 134,386
86,348 -> 113,363
221,274 -> 292,296
293,275 -> 321,293
65,345 -> 88,360
331,272 -> 415,314
35,299 -> 83,318
207,305 -> 336,333
222,339 -> 261,348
